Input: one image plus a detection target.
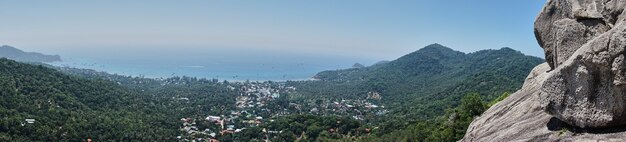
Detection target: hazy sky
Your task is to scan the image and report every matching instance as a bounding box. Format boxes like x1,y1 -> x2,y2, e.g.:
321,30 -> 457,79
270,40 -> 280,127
0,0 -> 547,61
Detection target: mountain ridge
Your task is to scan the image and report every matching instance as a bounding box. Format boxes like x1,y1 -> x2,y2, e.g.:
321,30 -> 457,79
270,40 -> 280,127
0,45 -> 61,63
294,44 -> 543,123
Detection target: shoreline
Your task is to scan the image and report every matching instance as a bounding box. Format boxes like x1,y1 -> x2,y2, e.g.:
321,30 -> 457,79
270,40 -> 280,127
48,62 -> 321,83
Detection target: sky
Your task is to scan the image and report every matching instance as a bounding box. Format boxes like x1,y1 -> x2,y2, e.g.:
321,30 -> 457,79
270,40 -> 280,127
0,0 -> 547,63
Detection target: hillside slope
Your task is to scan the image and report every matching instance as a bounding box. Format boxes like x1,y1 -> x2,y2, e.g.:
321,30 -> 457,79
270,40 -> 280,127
290,44 -> 544,120
0,45 -> 61,63
0,58 -> 178,141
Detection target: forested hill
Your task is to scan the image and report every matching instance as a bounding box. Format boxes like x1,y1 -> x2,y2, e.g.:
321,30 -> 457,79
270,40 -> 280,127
289,44 -> 544,120
0,58 -> 181,141
0,45 -> 61,63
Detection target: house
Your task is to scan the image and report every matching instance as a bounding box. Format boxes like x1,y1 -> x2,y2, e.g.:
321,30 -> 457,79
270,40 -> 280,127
234,128 -> 245,133
243,120 -> 255,124
268,130 -> 282,134
220,130 -> 234,135
352,115 -> 364,120
366,104 -> 379,109
230,111 -> 240,116
209,132 -> 217,138
270,93 -> 280,98
206,116 -> 221,122
25,119 -> 35,124
181,118 -> 193,123
376,110 -> 389,115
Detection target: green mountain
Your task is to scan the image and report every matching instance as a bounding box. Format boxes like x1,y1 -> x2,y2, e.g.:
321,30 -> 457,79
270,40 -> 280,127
289,44 -> 543,120
0,45 -> 61,63
0,58 -> 183,141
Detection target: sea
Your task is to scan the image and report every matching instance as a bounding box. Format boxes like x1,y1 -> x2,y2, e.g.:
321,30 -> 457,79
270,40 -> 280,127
46,47 -> 375,81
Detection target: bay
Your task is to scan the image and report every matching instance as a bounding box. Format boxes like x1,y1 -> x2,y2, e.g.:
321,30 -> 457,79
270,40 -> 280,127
47,47 -> 375,81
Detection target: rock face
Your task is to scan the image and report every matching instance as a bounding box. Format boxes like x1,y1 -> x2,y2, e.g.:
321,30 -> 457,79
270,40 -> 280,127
536,0 -> 626,128
462,0 -> 626,141
535,0 -> 617,69
462,63 -> 626,141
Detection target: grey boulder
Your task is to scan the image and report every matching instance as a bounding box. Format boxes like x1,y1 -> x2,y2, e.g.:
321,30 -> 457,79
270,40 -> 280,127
536,0 -> 626,128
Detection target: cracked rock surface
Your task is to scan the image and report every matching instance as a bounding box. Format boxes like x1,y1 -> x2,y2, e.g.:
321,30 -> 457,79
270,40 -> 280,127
462,0 -> 626,141
537,0 -> 626,129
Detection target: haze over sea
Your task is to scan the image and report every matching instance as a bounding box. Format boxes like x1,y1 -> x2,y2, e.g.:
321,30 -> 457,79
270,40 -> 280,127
2,1 -> 547,81
48,46 -> 377,81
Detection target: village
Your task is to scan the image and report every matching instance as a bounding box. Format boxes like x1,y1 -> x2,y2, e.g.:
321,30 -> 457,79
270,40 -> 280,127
175,81 -> 387,141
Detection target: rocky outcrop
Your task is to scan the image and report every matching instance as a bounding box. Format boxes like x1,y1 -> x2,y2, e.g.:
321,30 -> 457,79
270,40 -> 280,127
534,0 -> 617,69
462,63 -> 626,141
536,0 -> 626,128
462,0 -> 626,141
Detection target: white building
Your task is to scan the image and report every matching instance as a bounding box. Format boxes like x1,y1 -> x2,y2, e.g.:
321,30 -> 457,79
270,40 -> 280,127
25,119 -> 35,124
206,116 -> 221,122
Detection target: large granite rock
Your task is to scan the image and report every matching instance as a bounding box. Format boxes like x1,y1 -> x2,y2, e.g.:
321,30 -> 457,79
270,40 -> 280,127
462,0 -> 626,141
462,63 -> 626,141
536,0 -> 626,128
534,0 -> 615,69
